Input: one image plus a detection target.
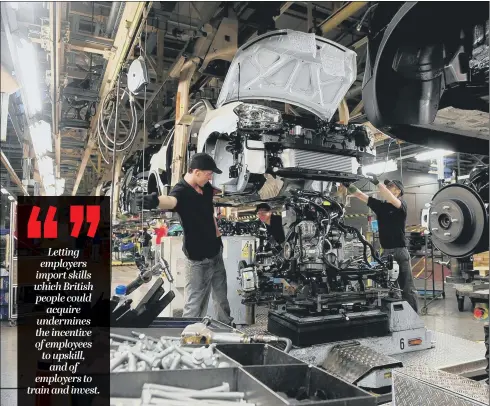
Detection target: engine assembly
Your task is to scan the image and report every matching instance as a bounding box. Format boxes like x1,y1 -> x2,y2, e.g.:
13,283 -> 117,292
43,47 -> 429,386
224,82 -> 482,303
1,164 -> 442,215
203,104 -> 374,204
237,190 -> 400,337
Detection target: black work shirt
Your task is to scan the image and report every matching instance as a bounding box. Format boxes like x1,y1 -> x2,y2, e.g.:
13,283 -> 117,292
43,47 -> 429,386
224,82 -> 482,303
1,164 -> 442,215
169,179 -> 221,260
265,215 -> 286,245
367,197 -> 407,249
142,232 -> 151,247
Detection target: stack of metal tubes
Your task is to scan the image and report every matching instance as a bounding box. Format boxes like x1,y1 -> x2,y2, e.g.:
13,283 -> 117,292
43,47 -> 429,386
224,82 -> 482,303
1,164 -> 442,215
110,332 -> 232,372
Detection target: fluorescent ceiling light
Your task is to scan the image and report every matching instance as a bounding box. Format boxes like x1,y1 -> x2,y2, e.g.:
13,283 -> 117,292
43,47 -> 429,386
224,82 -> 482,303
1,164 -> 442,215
29,120 -> 52,158
37,155 -> 56,195
55,178 -> 65,196
362,159 -> 398,176
17,39 -> 42,115
8,195 -> 15,201
415,149 -> 454,161
0,188 -> 8,195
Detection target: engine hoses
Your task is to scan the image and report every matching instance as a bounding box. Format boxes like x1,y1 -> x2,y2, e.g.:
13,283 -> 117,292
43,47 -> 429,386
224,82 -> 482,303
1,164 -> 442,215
339,223 -> 383,266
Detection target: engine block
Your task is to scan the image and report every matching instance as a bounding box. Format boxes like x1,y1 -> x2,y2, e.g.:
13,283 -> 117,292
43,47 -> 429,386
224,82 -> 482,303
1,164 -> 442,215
237,189 -> 399,315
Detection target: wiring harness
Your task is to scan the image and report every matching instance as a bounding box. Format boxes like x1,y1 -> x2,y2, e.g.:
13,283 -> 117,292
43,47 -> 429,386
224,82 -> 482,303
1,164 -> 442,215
97,86 -> 139,164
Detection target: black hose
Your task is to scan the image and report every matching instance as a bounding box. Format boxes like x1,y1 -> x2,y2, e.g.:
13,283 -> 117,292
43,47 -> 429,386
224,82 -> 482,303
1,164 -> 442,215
339,223 -> 383,265
125,270 -> 152,295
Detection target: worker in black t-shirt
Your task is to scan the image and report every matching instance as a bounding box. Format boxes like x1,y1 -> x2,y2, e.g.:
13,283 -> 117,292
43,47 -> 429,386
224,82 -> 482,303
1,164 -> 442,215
136,153 -> 232,325
141,227 -> 152,264
344,175 -> 418,313
255,203 -> 286,246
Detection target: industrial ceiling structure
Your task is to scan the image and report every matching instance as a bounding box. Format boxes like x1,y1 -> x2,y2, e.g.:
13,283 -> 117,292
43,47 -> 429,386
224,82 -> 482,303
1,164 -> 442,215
1,2 -> 488,199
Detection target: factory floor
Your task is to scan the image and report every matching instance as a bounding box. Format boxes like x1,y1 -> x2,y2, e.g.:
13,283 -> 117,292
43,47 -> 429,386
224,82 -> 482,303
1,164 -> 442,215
0,266 -> 486,405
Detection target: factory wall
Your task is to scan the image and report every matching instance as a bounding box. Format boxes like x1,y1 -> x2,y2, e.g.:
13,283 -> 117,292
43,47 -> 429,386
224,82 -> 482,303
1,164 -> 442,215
344,170 -> 439,230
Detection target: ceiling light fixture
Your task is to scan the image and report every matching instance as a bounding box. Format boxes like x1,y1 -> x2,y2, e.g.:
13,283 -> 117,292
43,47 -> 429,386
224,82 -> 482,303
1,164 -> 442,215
17,39 -> 42,115
29,120 -> 52,157
0,187 -> 8,195
362,159 -> 398,176
415,149 -> 454,161
8,195 -> 15,201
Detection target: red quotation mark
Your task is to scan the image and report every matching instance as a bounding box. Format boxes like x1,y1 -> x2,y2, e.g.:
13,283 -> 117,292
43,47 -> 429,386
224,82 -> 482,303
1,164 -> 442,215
27,206 -> 57,238
27,205 -> 100,238
70,205 -> 100,238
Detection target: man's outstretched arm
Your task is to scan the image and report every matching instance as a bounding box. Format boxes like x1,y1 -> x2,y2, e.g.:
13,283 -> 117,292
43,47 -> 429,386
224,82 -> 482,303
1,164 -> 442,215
376,183 -> 402,209
157,195 -> 178,210
136,192 -> 177,211
345,184 -> 369,203
364,173 -> 402,209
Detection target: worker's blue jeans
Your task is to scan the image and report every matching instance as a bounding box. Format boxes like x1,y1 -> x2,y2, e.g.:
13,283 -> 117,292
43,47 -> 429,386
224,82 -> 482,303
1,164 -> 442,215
384,247 -> 419,313
183,247 -> 233,325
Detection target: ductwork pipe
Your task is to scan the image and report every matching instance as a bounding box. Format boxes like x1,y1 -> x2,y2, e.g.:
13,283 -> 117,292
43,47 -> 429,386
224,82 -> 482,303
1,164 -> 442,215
105,2 -> 122,38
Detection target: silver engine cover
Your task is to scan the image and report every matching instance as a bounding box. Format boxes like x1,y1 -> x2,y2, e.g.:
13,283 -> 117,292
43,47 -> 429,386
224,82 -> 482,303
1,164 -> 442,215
296,221 -> 317,239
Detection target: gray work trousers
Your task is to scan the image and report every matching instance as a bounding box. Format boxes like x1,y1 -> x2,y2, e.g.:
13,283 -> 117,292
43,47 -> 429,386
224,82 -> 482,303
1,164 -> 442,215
142,246 -> 150,263
183,248 -> 233,325
384,247 -> 419,313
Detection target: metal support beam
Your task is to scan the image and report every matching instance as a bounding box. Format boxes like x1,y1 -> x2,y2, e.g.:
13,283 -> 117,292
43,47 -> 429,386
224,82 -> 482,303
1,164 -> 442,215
306,3 -> 313,32
352,36 -> 368,49
157,29 -> 165,119
72,2 -> 147,196
277,2 -> 295,21
49,2 -> 64,179
248,2 -> 294,39
171,63 -> 197,186
65,42 -> 113,58
351,100 -> 364,118
111,154 -> 124,222
337,99 -> 349,124
1,149 -> 29,195
320,2 -> 368,34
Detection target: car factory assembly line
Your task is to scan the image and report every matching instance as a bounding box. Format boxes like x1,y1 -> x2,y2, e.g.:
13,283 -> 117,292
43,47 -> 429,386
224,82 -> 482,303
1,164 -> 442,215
117,27 -> 487,404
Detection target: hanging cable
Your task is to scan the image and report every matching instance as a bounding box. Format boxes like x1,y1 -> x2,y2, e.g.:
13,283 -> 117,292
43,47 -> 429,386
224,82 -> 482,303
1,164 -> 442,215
96,3 -> 150,224
97,87 -> 139,154
141,14 -> 148,231
110,73 -> 122,238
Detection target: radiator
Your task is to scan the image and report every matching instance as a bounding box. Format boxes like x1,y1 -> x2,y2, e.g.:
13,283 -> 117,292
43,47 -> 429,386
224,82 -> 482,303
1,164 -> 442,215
281,149 -> 357,173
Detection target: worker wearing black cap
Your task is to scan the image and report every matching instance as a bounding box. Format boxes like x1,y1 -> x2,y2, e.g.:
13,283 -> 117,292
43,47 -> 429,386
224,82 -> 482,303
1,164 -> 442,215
344,174 -> 418,313
136,153 -> 233,325
256,203 -> 286,246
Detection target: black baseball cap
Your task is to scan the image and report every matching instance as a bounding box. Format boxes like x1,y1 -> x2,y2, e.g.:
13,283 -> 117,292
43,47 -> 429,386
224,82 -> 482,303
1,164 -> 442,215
189,153 -> 222,174
384,179 -> 404,196
256,203 -> 272,213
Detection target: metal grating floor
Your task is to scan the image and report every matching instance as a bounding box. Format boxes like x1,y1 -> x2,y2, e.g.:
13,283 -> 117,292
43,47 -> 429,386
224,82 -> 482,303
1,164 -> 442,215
239,306 -> 269,335
239,308 -> 486,375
